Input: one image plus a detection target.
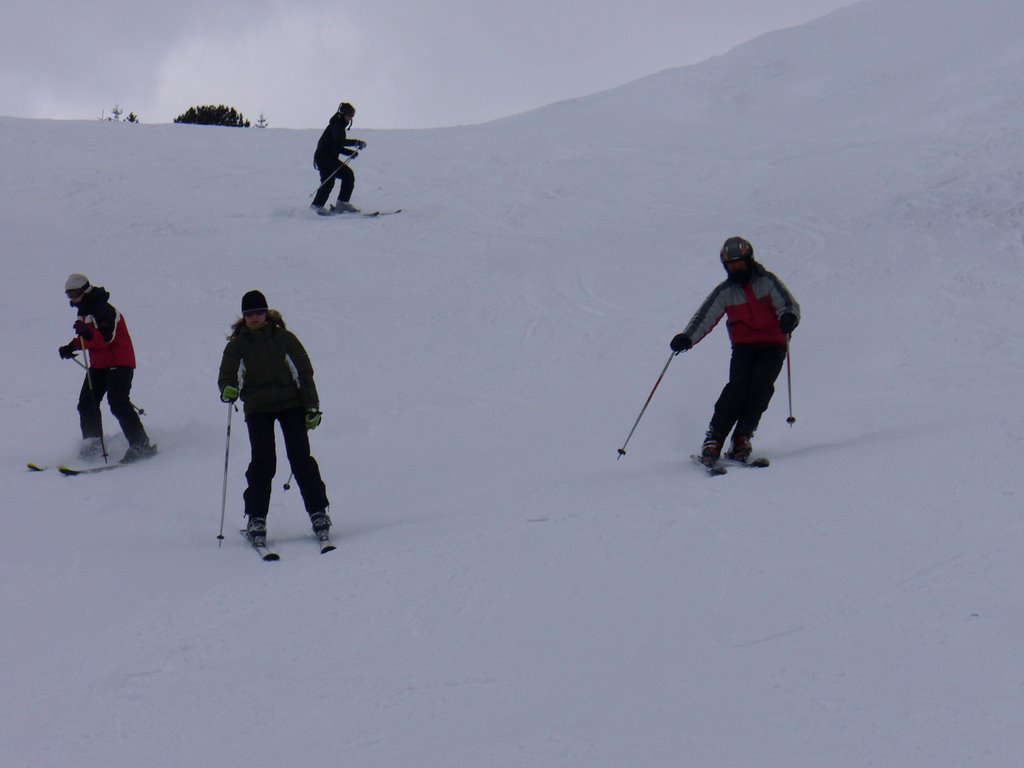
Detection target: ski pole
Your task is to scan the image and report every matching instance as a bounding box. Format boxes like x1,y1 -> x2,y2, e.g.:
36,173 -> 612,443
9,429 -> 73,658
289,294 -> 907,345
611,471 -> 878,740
217,402 -> 235,546
309,152 -> 358,198
785,337 -> 795,426
283,471 -> 293,491
617,352 -> 676,459
78,339 -> 109,463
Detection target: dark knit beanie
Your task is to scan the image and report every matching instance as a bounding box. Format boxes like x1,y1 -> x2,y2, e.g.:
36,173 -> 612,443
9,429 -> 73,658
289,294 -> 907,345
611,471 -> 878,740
241,290 -> 269,314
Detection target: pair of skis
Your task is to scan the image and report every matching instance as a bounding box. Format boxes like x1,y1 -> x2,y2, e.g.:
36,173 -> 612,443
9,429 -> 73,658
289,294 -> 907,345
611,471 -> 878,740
28,447 -> 158,476
28,461 -> 127,476
240,529 -> 336,561
690,454 -> 770,476
317,208 -> 402,218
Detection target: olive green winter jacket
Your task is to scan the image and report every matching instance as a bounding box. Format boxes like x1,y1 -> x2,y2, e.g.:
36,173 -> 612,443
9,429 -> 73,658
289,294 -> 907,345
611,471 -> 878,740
218,322 -> 320,415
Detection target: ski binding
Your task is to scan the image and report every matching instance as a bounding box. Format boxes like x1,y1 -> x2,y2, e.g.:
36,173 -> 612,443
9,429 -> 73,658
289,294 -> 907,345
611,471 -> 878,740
240,530 -> 280,561
690,454 -> 727,475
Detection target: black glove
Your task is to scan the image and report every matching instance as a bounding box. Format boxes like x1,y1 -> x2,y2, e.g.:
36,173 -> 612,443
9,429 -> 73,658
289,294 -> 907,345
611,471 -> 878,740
670,333 -> 692,352
58,343 -> 78,360
73,319 -> 93,340
353,140 -> 367,150
779,313 -> 799,334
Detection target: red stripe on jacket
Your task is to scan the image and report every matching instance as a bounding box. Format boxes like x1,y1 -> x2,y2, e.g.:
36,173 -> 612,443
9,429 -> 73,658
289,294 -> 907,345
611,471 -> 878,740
726,284 -> 789,346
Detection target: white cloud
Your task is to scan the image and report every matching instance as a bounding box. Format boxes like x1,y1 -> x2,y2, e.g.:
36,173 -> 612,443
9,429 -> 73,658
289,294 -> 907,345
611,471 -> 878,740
2,1 -> 856,128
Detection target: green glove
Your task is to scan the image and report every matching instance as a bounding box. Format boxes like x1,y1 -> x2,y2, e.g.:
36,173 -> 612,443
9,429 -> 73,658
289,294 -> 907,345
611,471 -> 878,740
305,408 -> 322,430
220,385 -> 239,403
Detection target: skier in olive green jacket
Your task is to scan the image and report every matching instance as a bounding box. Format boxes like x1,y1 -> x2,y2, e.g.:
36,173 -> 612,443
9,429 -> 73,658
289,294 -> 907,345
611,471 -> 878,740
218,290 -> 330,545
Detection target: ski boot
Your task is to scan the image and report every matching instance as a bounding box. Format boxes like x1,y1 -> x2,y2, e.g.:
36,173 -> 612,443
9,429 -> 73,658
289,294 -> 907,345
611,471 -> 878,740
726,432 -> 753,463
79,437 -> 104,460
246,516 -> 268,547
121,441 -> 157,464
309,511 -> 332,542
699,430 -> 724,468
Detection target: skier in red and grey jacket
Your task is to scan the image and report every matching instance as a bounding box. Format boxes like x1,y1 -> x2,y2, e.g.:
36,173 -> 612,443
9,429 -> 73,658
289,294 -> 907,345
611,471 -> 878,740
58,273 -> 155,463
669,236 -> 800,466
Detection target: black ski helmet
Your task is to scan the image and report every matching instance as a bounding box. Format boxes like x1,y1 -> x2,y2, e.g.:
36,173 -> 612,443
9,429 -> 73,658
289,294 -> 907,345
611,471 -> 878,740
720,236 -> 753,263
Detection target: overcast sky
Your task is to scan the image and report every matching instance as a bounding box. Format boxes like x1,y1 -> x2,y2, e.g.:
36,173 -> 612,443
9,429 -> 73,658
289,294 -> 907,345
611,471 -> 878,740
1,0 -> 854,129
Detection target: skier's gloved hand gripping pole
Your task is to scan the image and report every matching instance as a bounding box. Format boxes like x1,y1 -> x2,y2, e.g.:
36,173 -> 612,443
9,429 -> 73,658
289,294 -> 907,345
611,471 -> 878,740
617,351 -> 678,459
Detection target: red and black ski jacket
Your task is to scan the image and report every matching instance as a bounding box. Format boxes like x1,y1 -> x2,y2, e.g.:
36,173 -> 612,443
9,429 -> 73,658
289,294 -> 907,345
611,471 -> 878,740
682,264 -> 800,347
67,286 -> 137,369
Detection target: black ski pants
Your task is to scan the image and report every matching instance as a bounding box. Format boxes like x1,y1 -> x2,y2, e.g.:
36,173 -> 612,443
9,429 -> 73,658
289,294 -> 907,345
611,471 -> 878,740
77,367 -> 148,446
243,407 -> 329,520
709,344 -> 787,439
311,155 -> 355,208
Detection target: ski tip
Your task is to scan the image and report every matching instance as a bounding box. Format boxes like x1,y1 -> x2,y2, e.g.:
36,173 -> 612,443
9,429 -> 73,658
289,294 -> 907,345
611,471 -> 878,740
57,466 -> 78,476
320,544 -> 337,554
263,552 -> 281,561
26,463 -> 46,471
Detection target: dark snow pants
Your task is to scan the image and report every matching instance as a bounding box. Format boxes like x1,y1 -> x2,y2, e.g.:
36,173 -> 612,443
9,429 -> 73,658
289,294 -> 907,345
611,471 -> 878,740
311,155 -> 355,208
77,367 -> 149,446
708,344 -> 787,439
243,407 -> 329,519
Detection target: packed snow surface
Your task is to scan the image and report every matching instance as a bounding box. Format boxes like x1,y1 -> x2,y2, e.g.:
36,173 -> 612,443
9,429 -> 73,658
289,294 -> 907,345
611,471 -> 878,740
2,1 -> 1023,765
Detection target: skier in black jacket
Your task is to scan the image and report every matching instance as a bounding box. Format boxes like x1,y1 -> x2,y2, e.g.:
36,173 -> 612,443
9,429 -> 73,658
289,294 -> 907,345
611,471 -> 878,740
311,102 -> 367,214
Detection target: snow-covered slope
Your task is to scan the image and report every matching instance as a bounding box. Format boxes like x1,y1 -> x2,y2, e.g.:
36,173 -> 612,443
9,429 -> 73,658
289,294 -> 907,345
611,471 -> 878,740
2,1 -> 1023,766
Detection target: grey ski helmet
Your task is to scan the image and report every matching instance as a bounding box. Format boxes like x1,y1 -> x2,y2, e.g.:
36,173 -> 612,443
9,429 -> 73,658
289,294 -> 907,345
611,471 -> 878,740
720,236 -> 753,263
